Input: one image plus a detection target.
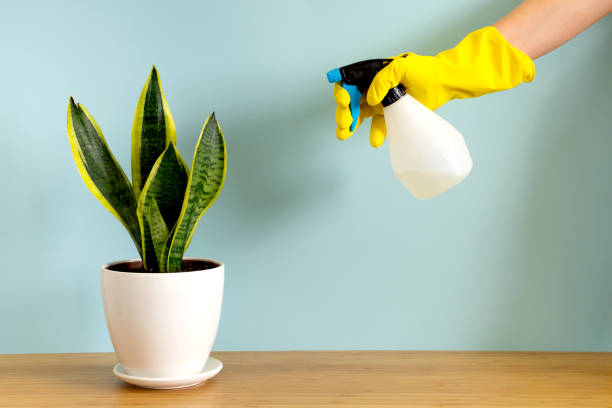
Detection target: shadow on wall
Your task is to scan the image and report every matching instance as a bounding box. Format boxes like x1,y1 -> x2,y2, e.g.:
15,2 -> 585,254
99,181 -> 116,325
486,20 -> 612,351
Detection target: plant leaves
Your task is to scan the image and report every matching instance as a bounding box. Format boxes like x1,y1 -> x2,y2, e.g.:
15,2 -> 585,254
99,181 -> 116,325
160,224 -> 177,273
166,113 -> 226,272
67,97 -> 142,256
137,142 -> 188,271
140,218 -> 158,271
131,66 -> 181,271
143,198 -> 169,270
131,66 -> 176,198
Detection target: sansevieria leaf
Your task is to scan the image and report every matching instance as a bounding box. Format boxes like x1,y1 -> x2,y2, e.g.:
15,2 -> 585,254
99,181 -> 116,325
137,142 -> 188,271
67,98 -> 142,256
160,224 -> 176,273
166,113 -> 226,272
132,66 -> 182,270
140,218 -> 158,271
143,198 -> 169,269
131,66 -> 177,198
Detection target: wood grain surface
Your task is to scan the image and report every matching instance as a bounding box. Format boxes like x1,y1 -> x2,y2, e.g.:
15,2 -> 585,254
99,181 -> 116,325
1,351 -> 611,407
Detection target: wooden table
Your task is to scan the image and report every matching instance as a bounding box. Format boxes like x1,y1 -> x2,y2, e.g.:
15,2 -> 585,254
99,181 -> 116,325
1,351 -> 611,407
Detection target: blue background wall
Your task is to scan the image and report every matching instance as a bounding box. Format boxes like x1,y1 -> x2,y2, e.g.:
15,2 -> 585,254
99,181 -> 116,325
1,0 -> 612,353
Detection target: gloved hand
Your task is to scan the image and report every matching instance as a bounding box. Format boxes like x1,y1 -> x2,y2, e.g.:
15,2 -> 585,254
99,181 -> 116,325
334,26 -> 535,148
334,83 -> 387,147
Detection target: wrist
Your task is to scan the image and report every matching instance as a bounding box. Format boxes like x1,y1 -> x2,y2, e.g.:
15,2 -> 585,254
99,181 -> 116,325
433,26 -> 535,101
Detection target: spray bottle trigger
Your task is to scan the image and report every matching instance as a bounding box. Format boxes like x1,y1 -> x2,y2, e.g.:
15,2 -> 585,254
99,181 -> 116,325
342,83 -> 362,132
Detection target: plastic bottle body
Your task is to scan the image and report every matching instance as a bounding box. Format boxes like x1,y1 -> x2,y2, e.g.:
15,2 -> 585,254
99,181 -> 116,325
383,94 -> 473,199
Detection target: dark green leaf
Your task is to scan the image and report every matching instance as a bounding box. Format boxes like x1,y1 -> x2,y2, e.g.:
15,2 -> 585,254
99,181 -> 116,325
67,98 -> 142,257
166,113 -> 226,272
137,142 -> 188,271
143,198 -> 169,271
131,66 -> 176,198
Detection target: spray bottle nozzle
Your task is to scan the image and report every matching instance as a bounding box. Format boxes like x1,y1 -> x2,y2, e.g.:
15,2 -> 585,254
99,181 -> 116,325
326,59 -> 397,131
326,68 -> 342,83
327,59 -> 391,92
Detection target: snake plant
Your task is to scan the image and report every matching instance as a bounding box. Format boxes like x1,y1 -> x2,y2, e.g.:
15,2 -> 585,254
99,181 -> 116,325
67,66 -> 226,272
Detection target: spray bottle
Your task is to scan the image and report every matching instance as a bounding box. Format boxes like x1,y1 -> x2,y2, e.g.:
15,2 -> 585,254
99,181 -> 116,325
327,59 -> 473,199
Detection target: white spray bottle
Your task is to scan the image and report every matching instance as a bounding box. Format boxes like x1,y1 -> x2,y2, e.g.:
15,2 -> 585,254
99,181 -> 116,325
327,59 -> 472,199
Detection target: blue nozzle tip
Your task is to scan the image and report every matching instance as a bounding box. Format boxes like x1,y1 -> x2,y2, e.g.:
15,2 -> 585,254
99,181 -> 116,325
327,68 -> 342,83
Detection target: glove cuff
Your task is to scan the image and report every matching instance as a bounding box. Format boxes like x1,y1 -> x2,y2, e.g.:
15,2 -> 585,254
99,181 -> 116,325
484,26 -> 535,83
430,26 -> 536,102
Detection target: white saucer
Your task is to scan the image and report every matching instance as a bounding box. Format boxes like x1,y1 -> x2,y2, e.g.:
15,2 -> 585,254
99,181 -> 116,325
113,357 -> 223,389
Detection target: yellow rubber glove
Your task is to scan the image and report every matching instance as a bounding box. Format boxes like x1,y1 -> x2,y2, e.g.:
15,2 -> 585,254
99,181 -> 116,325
334,26 -> 535,148
335,83 -> 387,147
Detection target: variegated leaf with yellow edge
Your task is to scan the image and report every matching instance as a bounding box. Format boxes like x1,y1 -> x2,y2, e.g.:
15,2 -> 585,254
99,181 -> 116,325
131,65 -> 177,198
143,198 -> 169,269
137,142 -> 188,272
132,66 -> 184,269
66,97 -> 142,256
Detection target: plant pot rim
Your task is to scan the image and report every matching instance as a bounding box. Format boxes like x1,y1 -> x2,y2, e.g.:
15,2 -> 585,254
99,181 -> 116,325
101,257 -> 223,274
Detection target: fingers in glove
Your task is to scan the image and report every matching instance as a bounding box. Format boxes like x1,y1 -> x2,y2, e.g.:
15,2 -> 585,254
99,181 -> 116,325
336,122 -> 353,140
336,104 -> 353,131
370,114 -> 386,148
336,98 -> 371,141
334,83 -> 353,139
337,113 -> 369,140
333,83 -> 350,107
367,61 -> 402,106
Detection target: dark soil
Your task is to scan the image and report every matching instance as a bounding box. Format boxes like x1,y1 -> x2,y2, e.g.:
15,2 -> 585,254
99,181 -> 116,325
105,259 -> 220,273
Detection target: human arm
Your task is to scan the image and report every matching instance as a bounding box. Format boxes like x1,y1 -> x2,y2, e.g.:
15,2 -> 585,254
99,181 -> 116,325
494,0 -> 612,59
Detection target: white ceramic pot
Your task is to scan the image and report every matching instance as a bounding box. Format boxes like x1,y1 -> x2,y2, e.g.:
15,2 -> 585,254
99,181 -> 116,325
101,258 -> 224,378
